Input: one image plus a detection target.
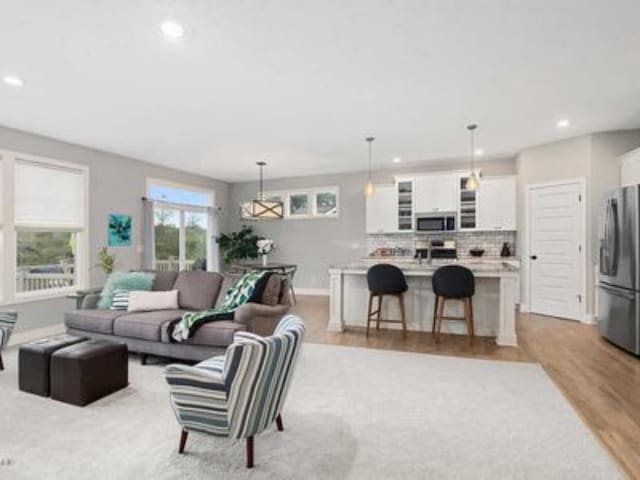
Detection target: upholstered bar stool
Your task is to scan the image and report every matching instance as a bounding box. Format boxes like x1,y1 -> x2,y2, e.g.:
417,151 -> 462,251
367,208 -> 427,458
366,264 -> 408,337
432,265 -> 475,345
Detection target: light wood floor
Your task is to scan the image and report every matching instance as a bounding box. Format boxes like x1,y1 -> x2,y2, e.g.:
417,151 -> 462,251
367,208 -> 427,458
291,295 -> 640,479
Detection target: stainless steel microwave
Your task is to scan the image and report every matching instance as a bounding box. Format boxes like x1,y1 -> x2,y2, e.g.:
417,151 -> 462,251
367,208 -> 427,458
415,212 -> 457,232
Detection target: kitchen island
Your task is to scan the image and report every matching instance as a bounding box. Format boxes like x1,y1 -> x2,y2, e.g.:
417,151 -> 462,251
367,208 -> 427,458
328,260 -> 520,346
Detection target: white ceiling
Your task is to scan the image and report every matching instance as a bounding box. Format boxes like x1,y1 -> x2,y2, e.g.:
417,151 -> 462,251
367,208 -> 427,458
1,1 -> 639,182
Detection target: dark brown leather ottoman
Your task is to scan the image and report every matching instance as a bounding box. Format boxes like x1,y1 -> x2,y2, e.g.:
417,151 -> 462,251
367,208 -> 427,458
18,334 -> 86,397
51,339 -> 128,406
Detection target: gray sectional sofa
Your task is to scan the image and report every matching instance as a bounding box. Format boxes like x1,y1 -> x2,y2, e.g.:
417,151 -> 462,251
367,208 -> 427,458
64,270 -> 291,362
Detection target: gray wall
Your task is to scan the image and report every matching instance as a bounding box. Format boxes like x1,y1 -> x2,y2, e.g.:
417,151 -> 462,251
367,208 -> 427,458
228,157 -> 516,290
516,130 -> 640,317
0,125 -> 231,333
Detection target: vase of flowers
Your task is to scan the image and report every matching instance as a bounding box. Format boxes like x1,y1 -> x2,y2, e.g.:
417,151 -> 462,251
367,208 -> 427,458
257,238 -> 275,267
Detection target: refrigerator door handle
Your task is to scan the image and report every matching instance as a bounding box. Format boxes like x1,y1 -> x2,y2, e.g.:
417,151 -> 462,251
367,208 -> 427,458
601,199 -> 610,275
610,198 -> 620,276
599,283 -> 636,301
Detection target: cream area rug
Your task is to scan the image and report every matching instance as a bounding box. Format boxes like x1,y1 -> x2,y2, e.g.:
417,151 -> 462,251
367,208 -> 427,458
0,343 -> 621,479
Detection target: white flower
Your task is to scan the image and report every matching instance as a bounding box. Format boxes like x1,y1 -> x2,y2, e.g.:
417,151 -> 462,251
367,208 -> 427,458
257,238 -> 275,255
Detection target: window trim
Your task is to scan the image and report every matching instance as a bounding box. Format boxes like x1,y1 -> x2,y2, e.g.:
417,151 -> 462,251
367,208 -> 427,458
287,191 -> 312,218
147,179 -> 215,272
146,177 -> 215,207
0,149 -> 89,302
313,188 -> 340,217
262,186 -> 340,220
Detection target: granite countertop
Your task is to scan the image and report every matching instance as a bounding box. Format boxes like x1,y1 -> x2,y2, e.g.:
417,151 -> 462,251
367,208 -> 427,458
362,255 -> 520,263
331,259 -> 520,274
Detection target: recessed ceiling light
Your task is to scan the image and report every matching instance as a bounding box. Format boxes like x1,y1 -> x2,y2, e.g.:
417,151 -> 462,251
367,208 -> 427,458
475,149 -> 484,156
556,119 -> 570,128
159,20 -> 185,40
393,157 -> 402,164
3,75 -> 24,87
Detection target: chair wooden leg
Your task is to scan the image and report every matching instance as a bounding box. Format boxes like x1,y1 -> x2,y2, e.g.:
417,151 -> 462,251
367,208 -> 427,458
246,436 -> 254,469
432,296 -> 439,334
398,293 -> 407,338
178,429 -> 188,454
462,299 -> 471,345
435,297 -> 445,343
276,414 -> 284,431
376,295 -> 382,330
0,353 -> 4,371
366,293 -> 373,336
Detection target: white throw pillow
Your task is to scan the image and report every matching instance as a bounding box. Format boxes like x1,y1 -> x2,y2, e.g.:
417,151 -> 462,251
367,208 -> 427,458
127,290 -> 179,312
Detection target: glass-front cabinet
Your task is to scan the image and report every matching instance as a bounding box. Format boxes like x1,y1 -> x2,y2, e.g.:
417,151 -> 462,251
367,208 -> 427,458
459,176 -> 478,230
397,180 -> 414,231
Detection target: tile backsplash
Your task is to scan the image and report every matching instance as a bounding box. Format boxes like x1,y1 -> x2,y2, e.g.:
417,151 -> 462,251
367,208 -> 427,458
367,231 -> 517,258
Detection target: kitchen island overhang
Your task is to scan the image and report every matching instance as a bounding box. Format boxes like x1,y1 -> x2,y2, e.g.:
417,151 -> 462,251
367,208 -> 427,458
328,262 -> 520,346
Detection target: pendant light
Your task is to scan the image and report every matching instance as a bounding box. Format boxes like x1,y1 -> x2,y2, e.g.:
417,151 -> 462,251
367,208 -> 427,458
364,136 -> 375,197
240,161 -> 283,219
466,124 -> 480,190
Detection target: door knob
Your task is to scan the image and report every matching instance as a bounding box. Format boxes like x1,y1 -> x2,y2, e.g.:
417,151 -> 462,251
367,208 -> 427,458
530,255 -> 538,260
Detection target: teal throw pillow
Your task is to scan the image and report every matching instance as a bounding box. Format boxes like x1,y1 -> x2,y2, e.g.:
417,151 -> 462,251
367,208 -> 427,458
98,271 -> 155,309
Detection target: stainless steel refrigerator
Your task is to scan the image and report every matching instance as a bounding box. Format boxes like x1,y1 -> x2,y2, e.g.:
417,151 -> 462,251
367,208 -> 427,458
598,185 -> 640,355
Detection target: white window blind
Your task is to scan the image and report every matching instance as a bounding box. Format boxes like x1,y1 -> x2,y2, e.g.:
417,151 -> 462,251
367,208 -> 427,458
14,160 -> 85,228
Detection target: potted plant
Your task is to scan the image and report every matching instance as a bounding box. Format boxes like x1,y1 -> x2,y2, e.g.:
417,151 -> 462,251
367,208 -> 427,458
219,226 -> 260,265
96,247 -> 116,275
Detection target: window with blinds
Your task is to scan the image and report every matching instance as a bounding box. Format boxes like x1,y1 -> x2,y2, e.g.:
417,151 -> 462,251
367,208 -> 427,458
0,151 -> 89,300
14,160 -> 85,229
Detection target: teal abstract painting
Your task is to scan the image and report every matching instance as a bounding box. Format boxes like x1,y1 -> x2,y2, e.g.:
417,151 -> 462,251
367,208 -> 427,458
108,214 -> 132,246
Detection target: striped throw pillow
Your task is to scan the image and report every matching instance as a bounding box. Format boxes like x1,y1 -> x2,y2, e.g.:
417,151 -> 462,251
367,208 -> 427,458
110,289 -> 131,310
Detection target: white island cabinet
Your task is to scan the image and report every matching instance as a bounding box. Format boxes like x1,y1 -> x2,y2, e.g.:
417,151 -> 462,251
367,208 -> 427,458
328,261 -> 520,346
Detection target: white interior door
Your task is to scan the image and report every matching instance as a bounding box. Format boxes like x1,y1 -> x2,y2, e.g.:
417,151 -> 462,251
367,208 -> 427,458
529,181 -> 585,320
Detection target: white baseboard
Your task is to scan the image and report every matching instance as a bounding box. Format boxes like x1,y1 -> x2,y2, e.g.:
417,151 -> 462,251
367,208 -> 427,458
8,323 -> 65,347
519,303 -> 530,313
295,288 -> 329,296
581,313 -> 597,325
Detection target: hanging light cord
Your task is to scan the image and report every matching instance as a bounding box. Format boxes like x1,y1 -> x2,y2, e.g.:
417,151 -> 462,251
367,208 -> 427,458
366,136 -> 374,183
257,161 -> 266,201
467,124 -> 477,176
470,126 -> 475,173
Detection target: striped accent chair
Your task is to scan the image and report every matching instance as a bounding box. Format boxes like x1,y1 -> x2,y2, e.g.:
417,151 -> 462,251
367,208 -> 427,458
165,314 -> 305,468
0,310 -> 18,371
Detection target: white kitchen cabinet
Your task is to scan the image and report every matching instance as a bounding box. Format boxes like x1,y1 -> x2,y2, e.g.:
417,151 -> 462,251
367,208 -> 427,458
477,176 -> 516,231
366,185 -> 398,234
620,147 -> 640,187
414,174 -> 458,213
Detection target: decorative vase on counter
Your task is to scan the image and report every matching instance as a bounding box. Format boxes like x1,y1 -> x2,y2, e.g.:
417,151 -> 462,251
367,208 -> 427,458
500,242 -> 512,257
262,254 -> 268,267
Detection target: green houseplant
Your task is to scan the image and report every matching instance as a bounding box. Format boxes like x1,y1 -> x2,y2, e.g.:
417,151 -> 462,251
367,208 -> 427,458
96,247 -> 116,275
219,226 -> 260,265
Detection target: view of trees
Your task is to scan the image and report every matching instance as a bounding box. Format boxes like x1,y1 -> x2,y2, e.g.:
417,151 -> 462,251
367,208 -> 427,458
17,232 -> 75,270
154,208 -> 207,264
